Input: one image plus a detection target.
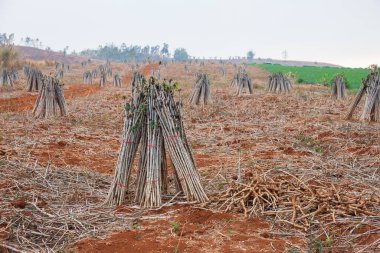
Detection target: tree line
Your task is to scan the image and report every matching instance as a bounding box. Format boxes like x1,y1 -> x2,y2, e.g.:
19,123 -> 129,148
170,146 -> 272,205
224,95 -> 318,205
0,33 -> 15,45
79,43 -> 190,62
1,32 -> 257,62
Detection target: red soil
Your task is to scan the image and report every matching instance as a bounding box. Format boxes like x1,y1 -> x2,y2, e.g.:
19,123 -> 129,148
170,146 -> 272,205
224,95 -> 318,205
75,206 -> 301,253
0,84 -> 100,113
1,62 -> 379,252
122,72 -> 132,86
140,63 -> 159,76
29,137 -> 120,174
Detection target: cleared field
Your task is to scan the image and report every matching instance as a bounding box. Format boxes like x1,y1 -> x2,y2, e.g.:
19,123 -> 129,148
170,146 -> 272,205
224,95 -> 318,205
254,64 -> 369,89
0,61 -> 379,252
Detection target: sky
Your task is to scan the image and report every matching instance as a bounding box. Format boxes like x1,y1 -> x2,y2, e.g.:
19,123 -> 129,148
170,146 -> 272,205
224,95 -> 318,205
0,0 -> 379,67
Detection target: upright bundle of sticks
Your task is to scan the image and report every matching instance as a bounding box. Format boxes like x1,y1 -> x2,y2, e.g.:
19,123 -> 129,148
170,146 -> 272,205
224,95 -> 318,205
346,66 -> 380,121
106,77 -> 208,207
32,75 -> 67,119
27,69 -> 43,92
99,71 -> 107,87
131,72 -> 144,94
64,64 -> 70,72
92,69 -> 98,78
267,72 -> 292,93
11,69 -> 18,81
23,65 -> 30,78
113,74 -> 121,87
189,73 -> 211,105
0,68 -> 14,86
55,69 -> 64,79
231,68 -> 253,96
83,71 -> 93,84
331,75 -> 347,99
56,63 -> 69,73
99,65 -> 105,73
107,67 -> 112,78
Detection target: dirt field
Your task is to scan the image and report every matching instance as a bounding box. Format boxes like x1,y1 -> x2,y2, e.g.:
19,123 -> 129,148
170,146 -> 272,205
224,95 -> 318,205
0,61 -> 379,252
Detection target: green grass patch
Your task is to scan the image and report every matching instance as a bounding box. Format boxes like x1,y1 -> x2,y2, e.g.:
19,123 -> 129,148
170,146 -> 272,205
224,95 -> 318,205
253,63 -> 369,90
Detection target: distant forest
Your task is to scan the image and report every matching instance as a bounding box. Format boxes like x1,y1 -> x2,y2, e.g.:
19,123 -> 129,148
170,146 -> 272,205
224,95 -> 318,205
2,32 -> 253,62
1,32 -> 192,62
79,43 -> 190,62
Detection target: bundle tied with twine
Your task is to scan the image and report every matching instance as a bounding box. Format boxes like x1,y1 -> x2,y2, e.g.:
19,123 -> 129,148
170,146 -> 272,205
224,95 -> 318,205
231,67 -> 253,96
331,74 -> 347,99
189,73 -> 211,105
32,75 -> 67,119
106,77 -> 208,207
346,66 -> 380,122
27,69 -> 43,92
267,72 -> 292,93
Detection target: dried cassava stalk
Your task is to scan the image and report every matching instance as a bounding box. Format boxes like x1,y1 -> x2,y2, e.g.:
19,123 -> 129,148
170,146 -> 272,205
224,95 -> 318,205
346,66 -> 380,122
113,74 -> 121,87
55,69 -> 64,79
189,73 -> 211,105
107,67 -> 112,78
32,75 -> 67,119
83,71 -> 93,84
331,75 -> 347,99
131,72 -> 144,97
267,72 -> 292,93
0,68 -> 15,86
213,173 -> 379,231
27,69 -> 43,92
23,65 -> 30,78
107,76 -> 208,207
92,69 -> 98,78
231,68 -> 253,96
106,94 -> 145,206
99,71 -> 107,87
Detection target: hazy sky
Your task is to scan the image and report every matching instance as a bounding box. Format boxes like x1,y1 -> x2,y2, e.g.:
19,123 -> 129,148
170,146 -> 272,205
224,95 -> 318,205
0,0 -> 379,67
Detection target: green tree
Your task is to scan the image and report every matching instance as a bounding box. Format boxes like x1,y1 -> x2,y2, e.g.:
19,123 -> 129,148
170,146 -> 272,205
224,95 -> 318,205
161,43 -> 169,57
247,50 -> 255,60
0,33 -> 14,45
25,37 -> 31,46
150,45 -> 160,56
0,45 -> 18,68
173,48 -> 189,61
